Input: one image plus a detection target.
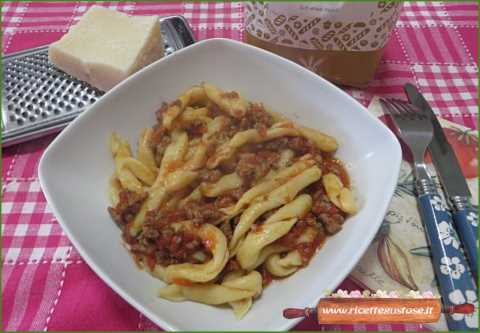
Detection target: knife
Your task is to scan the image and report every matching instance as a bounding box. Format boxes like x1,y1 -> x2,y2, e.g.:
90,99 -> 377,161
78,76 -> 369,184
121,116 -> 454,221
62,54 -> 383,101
404,83 -> 478,281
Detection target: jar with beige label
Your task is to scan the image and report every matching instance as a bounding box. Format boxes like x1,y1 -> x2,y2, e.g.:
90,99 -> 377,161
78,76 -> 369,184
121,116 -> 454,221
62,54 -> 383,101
245,2 -> 402,88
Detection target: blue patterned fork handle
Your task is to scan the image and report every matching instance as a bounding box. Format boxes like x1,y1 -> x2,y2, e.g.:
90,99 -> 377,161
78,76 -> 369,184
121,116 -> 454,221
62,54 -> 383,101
417,180 -> 478,331
450,196 -> 478,281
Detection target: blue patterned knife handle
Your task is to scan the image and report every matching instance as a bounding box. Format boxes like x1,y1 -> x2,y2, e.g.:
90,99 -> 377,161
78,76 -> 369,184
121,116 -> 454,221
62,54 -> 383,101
451,196 -> 478,281
417,182 -> 478,330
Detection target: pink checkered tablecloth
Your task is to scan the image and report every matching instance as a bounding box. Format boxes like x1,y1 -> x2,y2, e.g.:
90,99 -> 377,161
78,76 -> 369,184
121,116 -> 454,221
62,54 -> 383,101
1,2 -> 478,331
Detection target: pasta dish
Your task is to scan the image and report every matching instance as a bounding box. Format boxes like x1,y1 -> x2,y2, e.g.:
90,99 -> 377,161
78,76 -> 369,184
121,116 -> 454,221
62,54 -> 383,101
107,83 -> 357,318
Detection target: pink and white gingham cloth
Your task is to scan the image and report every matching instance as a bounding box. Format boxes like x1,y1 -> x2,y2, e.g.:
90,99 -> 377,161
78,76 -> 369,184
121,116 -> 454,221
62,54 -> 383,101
1,2 -> 478,331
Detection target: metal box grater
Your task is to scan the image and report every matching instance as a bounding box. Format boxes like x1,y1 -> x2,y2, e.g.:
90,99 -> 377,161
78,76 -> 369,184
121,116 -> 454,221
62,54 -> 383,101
2,15 -> 196,147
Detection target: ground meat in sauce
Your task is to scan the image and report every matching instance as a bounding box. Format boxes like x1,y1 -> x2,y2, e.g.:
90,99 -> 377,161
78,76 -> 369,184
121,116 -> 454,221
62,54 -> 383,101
219,220 -> 234,242
222,120 -> 241,139
259,136 -> 317,156
213,104 -> 274,144
318,213 -> 344,235
273,212 -> 328,264
226,186 -> 246,201
151,126 -> 171,165
286,137 -> 317,155
145,227 -> 211,266
155,103 -> 168,123
311,186 -> 341,215
307,182 -> 346,235
183,200 -> 224,226
215,194 -> 237,209
236,151 -> 280,183
144,208 -> 187,228
238,103 -> 274,133
206,101 -> 222,118
108,190 -> 148,228
199,169 -> 223,183
112,92 -> 355,280
185,120 -> 207,137
132,213 -> 214,267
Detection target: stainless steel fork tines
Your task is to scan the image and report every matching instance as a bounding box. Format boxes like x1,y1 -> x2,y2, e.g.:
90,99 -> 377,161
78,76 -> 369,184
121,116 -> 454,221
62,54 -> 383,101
380,98 -> 435,194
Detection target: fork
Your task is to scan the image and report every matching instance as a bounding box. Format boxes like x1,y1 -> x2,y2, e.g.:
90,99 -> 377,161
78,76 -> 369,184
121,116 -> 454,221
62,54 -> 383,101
380,98 -> 477,331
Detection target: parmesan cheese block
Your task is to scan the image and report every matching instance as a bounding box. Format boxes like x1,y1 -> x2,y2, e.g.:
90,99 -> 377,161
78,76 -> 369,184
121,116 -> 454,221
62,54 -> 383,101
48,6 -> 164,91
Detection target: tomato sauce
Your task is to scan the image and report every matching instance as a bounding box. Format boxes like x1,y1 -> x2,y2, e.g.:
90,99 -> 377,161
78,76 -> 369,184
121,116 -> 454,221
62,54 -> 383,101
260,265 -> 274,287
277,221 -> 309,250
321,157 -> 350,188
296,232 -> 324,263
172,278 -> 193,286
145,254 -> 156,271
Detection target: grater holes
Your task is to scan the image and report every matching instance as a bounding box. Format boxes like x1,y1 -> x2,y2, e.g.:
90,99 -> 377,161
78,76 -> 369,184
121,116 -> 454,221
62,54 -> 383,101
17,118 -> 24,126
9,114 -> 16,122
59,101 -> 65,108
77,101 -> 85,108
66,104 -> 73,112
47,105 -> 53,111
54,108 -> 61,115
22,111 -> 28,118
41,112 -> 49,118
26,104 -> 33,111
29,115 -> 36,122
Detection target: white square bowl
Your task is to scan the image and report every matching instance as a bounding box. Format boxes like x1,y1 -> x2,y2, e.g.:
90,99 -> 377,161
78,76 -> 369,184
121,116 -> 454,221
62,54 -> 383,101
39,38 -> 401,331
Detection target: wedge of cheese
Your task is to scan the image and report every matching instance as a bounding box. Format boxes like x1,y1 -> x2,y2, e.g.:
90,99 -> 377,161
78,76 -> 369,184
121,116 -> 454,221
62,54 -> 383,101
48,6 -> 164,91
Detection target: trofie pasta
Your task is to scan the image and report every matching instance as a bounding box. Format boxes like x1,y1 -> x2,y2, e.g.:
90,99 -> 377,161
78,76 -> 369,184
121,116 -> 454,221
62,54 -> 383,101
107,83 -> 358,318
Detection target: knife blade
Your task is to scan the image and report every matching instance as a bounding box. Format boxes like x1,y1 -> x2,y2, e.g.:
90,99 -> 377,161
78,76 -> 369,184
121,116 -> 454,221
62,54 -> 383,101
404,83 -> 478,281
404,83 -> 471,199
